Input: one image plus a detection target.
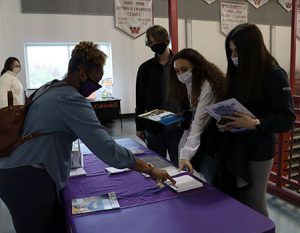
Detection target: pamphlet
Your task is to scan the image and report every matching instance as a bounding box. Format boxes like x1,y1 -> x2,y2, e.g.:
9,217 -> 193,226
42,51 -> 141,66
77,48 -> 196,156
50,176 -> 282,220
72,192 -> 120,215
204,98 -> 255,132
164,175 -> 203,193
204,98 -> 255,120
70,167 -> 87,177
138,109 -> 184,126
105,167 -> 130,175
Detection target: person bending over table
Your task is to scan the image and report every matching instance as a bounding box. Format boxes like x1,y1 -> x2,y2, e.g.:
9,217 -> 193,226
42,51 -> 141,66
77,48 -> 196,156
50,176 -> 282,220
0,41 -> 175,233
169,48 -> 225,184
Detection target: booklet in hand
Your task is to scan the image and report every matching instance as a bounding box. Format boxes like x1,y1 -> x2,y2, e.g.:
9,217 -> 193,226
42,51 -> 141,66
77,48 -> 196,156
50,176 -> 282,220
138,109 -> 184,126
72,192 -> 120,215
204,98 -> 255,132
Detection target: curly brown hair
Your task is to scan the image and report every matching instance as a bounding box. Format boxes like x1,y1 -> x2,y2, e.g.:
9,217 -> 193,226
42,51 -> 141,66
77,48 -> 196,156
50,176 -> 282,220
169,48 -> 226,107
68,41 -> 107,73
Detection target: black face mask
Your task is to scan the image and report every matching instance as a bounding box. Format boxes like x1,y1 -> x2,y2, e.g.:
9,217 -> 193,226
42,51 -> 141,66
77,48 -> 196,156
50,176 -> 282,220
150,42 -> 167,55
79,76 -> 102,97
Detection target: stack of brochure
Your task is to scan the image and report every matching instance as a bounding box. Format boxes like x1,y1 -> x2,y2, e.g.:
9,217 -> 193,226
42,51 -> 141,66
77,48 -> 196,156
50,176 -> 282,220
164,175 -> 203,193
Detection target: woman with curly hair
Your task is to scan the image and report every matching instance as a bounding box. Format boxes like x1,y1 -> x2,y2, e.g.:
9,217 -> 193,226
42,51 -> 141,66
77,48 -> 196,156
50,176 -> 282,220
169,48 -> 225,184
0,41 -> 175,233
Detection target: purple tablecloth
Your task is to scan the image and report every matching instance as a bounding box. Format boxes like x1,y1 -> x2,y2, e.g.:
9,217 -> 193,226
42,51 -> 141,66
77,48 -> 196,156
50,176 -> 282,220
62,138 -> 275,233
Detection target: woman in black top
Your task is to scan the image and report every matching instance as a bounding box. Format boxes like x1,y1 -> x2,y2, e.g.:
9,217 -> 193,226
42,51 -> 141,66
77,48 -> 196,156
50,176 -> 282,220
217,23 -> 295,216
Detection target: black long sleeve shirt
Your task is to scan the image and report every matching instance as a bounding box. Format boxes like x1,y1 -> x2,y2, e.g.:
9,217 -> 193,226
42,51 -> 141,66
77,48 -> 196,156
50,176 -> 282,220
135,53 -> 188,133
221,66 -> 296,183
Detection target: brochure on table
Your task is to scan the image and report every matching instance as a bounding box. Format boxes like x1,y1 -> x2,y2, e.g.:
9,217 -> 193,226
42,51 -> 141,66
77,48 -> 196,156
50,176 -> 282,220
138,109 -> 184,126
204,98 -> 255,132
164,175 -> 203,193
72,192 -> 120,215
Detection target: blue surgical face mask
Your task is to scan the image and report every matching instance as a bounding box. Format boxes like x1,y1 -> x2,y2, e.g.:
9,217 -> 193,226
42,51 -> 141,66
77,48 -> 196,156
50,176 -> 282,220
79,77 -> 102,97
177,70 -> 192,84
231,57 -> 239,67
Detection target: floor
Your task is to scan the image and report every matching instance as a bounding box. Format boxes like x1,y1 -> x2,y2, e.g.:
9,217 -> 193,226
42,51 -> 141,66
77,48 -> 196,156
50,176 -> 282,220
1,117 -> 300,233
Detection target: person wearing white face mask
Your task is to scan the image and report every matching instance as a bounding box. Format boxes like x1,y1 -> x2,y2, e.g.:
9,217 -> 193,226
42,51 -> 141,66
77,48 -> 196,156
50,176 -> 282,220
0,57 -> 24,108
169,48 -> 225,184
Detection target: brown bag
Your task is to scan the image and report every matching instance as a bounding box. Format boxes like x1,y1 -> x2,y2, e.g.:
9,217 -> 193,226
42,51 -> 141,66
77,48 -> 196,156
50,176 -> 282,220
0,91 -> 43,157
0,80 -> 66,157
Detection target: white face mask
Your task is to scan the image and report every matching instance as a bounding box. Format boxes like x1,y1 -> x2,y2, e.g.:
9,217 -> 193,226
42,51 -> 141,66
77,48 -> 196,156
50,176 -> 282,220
13,67 -> 21,74
231,57 -> 239,67
177,70 -> 192,84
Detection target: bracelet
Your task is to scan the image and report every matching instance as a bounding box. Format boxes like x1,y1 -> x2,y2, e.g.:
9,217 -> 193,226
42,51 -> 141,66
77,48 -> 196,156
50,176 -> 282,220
255,118 -> 261,130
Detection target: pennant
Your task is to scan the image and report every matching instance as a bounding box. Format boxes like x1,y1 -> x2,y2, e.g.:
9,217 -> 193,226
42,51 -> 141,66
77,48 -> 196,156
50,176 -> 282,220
247,0 -> 270,9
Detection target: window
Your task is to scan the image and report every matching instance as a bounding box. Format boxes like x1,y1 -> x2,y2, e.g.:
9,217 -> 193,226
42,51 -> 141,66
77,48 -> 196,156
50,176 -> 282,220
25,43 -> 113,98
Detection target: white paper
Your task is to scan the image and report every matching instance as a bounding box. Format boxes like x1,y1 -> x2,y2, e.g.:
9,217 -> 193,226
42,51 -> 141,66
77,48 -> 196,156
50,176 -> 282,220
105,167 -> 130,175
70,167 -> 87,177
165,175 -> 203,192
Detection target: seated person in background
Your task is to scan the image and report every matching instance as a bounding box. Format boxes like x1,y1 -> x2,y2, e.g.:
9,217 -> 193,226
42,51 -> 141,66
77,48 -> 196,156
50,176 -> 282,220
0,57 -> 24,108
0,41 -> 175,233
169,48 -> 225,184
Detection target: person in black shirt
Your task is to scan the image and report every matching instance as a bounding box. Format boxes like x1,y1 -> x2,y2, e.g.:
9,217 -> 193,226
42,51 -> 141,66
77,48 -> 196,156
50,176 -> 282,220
217,23 -> 295,216
135,25 -> 188,166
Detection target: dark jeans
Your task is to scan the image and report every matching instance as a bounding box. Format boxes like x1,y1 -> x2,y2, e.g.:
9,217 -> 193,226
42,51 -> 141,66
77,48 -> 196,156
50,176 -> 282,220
146,128 -> 182,166
0,166 -> 67,233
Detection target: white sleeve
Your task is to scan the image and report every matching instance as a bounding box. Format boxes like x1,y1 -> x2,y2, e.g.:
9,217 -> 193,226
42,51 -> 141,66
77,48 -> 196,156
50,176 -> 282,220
179,81 -> 215,161
11,78 -> 24,105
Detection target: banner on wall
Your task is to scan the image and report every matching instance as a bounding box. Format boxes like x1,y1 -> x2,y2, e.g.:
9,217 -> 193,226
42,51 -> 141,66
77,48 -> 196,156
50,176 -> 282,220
203,0 -> 217,4
220,1 -> 248,35
278,0 -> 293,12
247,0 -> 270,9
115,0 -> 153,38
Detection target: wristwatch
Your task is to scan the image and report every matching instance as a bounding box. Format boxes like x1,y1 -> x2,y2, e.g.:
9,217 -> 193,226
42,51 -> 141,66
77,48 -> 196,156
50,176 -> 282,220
255,119 -> 261,130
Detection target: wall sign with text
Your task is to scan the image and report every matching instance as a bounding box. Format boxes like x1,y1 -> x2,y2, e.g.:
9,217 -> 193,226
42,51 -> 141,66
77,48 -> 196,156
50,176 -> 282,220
220,1 -> 248,36
115,0 -> 153,38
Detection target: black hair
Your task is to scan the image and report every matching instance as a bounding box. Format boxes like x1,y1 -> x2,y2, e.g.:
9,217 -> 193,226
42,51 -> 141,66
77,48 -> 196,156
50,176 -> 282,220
225,23 -> 278,106
1,57 -> 20,76
68,41 -> 107,74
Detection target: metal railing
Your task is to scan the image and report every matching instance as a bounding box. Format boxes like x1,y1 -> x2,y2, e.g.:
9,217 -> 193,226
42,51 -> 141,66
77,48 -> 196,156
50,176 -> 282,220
267,95 -> 300,207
